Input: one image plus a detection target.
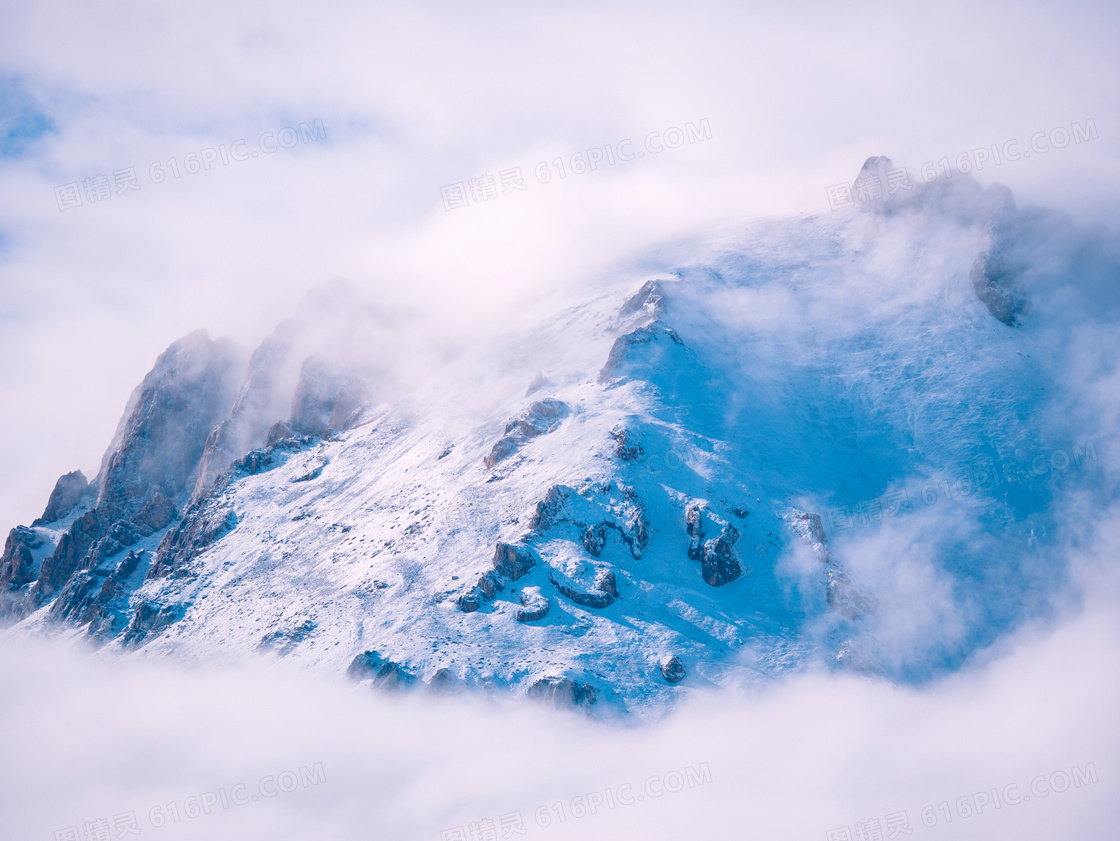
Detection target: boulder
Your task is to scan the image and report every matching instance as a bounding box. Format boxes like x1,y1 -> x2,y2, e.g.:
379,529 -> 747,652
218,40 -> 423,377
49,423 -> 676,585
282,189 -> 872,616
660,654 -> 686,684
516,587 -> 550,622
527,676 -> 597,709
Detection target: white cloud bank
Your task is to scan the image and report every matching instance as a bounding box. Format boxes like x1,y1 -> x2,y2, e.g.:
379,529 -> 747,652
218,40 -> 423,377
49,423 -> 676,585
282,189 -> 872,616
1,553 -> 1117,841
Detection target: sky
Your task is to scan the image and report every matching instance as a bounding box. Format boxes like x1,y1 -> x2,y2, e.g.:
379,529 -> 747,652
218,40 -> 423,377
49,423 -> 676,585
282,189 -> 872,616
1,0 -> 1118,533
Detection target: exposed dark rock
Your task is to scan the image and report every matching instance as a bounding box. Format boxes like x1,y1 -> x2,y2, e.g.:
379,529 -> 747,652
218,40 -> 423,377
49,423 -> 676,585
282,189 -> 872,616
826,568 -> 879,621
492,542 -> 536,580
456,592 -> 481,612
608,427 -> 643,461
0,526 -> 42,593
582,523 -> 607,557
266,421 -> 297,447
234,447 -> 276,476
133,492 -> 176,534
686,502 -> 743,586
483,437 -> 519,469
259,619 -> 316,655
147,502 -> 237,580
516,586 -> 550,622
660,654 -> 686,684
686,502 -> 706,560
121,599 -> 187,647
48,549 -> 143,633
35,510 -> 107,600
595,569 -> 619,598
731,506 -> 750,519
485,399 -> 570,469
599,327 -> 654,384
428,667 -> 461,692
527,676 -> 597,708
550,573 -> 615,609
700,526 -> 743,587
508,398 -> 568,437
971,252 -> 1031,326
788,510 -> 829,559
96,330 -> 245,524
33,471 -> 90,526
528,484 -> 574,532
347,650 -> 414,689
618,279 -> 666,322
625,506 -> 650,559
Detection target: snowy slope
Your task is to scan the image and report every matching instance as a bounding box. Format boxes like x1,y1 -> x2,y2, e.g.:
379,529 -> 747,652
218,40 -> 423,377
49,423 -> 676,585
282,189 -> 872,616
2,159 -> 1114,716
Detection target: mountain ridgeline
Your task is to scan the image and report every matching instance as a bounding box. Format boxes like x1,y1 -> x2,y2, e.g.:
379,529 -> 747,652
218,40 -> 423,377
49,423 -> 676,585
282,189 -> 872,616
2,161 -> 1112,715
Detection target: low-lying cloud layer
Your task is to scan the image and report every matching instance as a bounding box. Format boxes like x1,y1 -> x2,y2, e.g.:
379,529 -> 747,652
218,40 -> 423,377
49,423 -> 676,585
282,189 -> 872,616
2,557 -> 1117,841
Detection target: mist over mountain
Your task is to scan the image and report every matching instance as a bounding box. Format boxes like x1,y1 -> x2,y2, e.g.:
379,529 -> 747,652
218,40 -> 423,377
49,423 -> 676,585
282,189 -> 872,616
3,162 -> 1115,719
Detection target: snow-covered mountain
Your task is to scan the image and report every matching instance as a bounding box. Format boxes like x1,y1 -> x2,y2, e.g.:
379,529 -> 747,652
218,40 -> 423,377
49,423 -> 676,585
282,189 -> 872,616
2,159 -> 1113,717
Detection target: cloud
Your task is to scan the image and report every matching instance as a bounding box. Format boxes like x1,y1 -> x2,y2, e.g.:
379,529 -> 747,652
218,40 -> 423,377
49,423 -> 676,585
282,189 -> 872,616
1,1 -> 1119,533
1,563 -> 1117,841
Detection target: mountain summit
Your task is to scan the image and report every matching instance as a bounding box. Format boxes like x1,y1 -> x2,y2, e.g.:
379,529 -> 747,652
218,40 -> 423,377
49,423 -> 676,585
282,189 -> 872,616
2,165 -> 1111,716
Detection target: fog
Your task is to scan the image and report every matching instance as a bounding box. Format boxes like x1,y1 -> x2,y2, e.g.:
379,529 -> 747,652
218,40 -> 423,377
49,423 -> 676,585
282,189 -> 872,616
2,553 -> 1117,840
2,2 -> 1120,839
2,0 -> 1119,531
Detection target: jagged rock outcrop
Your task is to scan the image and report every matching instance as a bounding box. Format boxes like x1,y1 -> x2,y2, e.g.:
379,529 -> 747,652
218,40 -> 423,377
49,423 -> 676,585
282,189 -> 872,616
146,500 -> 237,580
608,426 -> 643,461
971,251 -> 1031,326
528,482 -> 649,560
347,649 -> 415,689
289,356 -> 369,435
0,526 -> 41,594
49,549 -> 146,636
33,471 -> 91,526
786,509 -> 877,622
484,399 -> 569,468
33,510 -> 107,600
492,542 -> 536,579
97,331 -> 246,522
685,502 -> 744,586
427,667 -> 461,692
598,324 -> 684,384
121,599 -> 188,647
457,542 -> 537,612
526,675 -> 598,708
618,279 -> 667,323
259,620 -> 316,655
549,572 -> 615,609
